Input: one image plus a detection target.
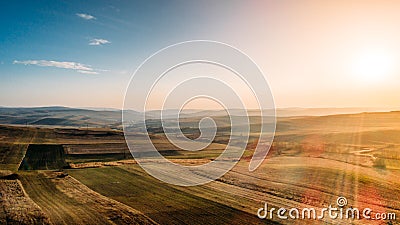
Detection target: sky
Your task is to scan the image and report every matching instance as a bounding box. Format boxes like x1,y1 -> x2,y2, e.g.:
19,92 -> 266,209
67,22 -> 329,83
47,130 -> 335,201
1,0 -> 400,109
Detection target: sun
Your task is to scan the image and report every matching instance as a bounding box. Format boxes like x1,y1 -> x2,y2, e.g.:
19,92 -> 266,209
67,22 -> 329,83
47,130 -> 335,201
352,50 -> 394,82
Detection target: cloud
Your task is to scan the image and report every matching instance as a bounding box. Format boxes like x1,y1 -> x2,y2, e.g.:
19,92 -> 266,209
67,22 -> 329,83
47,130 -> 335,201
76,13 -> 96,20
89,38 -> 111,46
77,70 -> 98,75
13,60 -> 101,75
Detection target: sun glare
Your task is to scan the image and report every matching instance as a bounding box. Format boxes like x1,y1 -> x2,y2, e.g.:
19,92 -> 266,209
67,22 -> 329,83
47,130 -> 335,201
352,50 -> 394,82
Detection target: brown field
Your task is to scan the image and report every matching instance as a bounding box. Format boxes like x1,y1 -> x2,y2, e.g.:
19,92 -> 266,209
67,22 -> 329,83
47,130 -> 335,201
18,171 -> 156,225
0,178 -> 51,224
0,111 -> 400,224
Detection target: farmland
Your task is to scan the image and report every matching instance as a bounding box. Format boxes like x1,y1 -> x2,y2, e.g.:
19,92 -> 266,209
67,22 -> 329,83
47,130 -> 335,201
0,179 -> 51,224
68,167 -> 265,225
0,109 -> 400,224
19,145 -> 68,170
18,171 -> 156,225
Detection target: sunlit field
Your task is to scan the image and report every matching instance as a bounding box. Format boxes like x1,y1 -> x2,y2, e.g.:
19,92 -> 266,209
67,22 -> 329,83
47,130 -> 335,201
1,110 -> 399,224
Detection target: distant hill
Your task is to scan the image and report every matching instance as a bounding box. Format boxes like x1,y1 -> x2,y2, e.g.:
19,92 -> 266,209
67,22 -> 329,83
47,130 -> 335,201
0,106 -> 140,128
0,106 -> 398,128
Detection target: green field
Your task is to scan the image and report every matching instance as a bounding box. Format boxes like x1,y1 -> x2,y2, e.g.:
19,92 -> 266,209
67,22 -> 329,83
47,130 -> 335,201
19,144 -> 68,170
18,171 -> 156,225
68,166 -> 268,225
19,171 -> 111,225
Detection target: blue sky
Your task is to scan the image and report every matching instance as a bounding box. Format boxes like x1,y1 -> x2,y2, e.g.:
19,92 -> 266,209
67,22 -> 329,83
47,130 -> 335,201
0,1 -> 192,106
1,0 -> 400,109
0,0 -> 248,108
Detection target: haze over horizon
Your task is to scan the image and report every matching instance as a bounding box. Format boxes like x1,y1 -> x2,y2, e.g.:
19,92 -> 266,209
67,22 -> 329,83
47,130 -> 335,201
1,105 -> 400,114
2,0 -> 400,109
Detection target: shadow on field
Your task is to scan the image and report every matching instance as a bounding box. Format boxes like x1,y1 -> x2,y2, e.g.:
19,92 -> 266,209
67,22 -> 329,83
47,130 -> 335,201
19,144 -> 69,170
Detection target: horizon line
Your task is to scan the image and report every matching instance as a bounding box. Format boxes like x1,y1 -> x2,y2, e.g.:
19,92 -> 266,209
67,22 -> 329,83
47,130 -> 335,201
1,105 -> 400,112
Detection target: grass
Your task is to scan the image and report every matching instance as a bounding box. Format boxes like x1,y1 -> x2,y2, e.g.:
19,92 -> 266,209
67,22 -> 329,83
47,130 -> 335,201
19,171 -> 110,224
66,153 -> 132,164
18,171 -> 156,225
2,110 -> 400,224
0,144 -> 29,171
68,166 -> 268,225
19,144 -> 69,170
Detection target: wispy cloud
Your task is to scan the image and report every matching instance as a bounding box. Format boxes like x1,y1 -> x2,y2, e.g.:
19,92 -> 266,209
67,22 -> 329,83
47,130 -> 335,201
13,60 -> 100,75
89,38 -> 111,46
76,13 -> 96,20
77,70 -> 98,75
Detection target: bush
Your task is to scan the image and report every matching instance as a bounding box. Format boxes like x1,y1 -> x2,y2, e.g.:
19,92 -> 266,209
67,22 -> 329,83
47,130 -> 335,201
373,158 -> 386,169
